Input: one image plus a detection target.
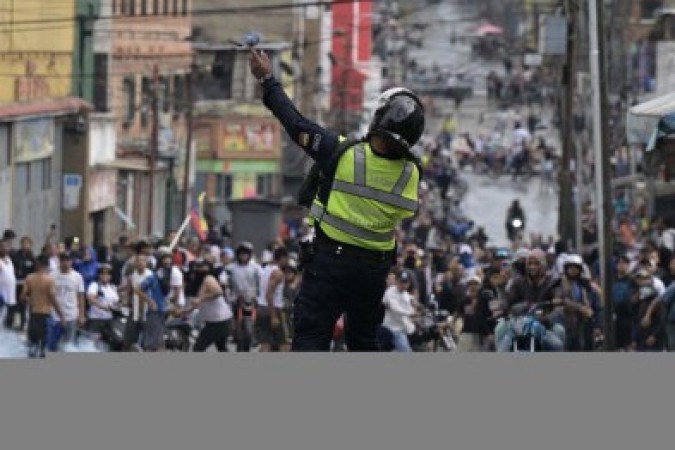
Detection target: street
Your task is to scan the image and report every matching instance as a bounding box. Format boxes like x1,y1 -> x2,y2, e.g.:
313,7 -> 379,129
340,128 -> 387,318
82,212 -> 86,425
406,0 -> 558,247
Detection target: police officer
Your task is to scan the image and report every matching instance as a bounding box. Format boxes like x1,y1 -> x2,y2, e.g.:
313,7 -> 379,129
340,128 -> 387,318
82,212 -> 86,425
250,47 -> 425,352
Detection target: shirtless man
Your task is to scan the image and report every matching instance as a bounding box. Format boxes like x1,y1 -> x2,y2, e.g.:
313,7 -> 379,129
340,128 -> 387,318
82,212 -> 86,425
21,255 -> 65,358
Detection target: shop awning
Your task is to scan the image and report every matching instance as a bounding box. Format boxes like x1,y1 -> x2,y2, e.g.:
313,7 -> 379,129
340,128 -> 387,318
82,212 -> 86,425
626,91 -> 675,150
0,97 -> 92,121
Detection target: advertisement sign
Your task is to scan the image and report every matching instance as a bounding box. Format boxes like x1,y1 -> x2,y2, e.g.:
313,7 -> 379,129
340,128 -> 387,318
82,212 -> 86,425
13,118 -> 55,163
221,120 -> 279,154
88,170 -> 117,212
63,174 -> 82,211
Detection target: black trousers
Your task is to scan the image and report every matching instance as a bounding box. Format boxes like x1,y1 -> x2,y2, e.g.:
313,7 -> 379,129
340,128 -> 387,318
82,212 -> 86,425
27,313 -> 49,353
292,250 -> 391,352
193,320 -> 231,352
4,285 -> 27,329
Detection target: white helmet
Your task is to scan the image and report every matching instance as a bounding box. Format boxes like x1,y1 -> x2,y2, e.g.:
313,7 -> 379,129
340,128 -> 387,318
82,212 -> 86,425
563,254 -> 584,269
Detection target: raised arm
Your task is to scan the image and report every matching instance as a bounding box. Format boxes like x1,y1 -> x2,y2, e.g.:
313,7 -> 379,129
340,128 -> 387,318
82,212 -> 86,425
250,48 -> 340,170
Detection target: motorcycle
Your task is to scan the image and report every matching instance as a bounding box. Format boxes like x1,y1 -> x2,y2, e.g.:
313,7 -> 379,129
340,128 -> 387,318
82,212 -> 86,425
164,309 -> 195,352
377,300 -> 457,352
82,304 -> 127,352
498,302 -> 561,353
506,216 -> 525,242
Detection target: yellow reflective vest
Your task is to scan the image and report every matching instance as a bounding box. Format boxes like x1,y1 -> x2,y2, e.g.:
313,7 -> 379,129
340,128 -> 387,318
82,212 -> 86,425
309,141 -> 420,251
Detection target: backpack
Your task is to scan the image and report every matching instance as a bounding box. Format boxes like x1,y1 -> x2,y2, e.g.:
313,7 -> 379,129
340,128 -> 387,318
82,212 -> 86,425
297,138 -> 361,208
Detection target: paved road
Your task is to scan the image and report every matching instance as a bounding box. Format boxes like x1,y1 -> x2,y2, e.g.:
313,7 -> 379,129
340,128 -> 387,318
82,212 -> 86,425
406,0 -> 560,248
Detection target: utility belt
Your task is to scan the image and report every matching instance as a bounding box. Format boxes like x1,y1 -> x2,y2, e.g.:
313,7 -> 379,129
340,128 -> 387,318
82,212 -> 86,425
301,227 -> 396,265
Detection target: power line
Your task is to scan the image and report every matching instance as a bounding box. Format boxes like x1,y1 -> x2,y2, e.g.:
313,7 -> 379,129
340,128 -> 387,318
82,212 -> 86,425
0,0 -> 376,27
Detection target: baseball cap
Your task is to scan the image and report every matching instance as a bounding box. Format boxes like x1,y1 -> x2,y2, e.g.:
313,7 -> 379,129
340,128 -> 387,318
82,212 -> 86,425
397,271 -> 412,283
221,247 -> 235,259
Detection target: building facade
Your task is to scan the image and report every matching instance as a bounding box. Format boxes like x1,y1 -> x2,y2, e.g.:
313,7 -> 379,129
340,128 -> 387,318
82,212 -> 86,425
0,0 -> 94,247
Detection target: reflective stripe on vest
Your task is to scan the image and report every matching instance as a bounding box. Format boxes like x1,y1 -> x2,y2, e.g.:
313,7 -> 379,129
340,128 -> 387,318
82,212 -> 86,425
309,203 -> 395,243
330,145 -> 418,212
331,180 -> 418,212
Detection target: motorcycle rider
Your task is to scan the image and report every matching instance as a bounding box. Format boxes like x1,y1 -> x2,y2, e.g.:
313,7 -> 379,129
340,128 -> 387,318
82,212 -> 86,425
503,248 -> 566,349
550,254 -> 603,351
505,200 -> 526,242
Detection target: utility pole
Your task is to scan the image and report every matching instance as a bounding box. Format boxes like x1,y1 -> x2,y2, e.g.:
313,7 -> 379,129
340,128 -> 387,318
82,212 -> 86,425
588,0 -> 615,351
183,54 -> 198,219
559,0 -> 578,249
148,64 -> 160,237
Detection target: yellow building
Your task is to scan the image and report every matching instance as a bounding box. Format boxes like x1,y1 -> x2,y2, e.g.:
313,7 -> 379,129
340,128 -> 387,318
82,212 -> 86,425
0,0 -> 76,102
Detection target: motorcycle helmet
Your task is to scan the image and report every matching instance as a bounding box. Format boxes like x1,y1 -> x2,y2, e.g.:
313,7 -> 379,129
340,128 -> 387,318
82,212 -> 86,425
367,87 -> 425,157
563,254 -> 584,270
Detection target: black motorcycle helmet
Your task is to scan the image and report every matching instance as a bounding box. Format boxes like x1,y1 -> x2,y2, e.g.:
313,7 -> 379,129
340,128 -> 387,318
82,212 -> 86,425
367,87 -> 425,158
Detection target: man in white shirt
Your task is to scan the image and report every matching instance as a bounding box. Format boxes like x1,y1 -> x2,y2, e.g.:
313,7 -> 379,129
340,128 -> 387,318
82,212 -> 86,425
123,254 -> 158,351
0,238 -> 17,328
86,264 -> 119,342
382,271 -> 416,352
47,252 -> 86,351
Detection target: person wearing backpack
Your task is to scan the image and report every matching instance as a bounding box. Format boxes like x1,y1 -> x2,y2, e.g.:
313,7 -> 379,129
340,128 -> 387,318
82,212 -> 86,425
251,47 -> 424,352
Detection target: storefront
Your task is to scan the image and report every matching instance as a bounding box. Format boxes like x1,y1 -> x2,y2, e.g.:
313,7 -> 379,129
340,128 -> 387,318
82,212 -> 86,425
0,98 -> 92,247
194,115 -> 282,202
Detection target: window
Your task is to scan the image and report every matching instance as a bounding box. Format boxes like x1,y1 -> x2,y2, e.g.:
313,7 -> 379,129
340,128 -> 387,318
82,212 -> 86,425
164,0 -> 169,15
0,125 -> 9,170
93,54 -> 109,112
257,174 -> 276,198
174,74 -> 186,112
130,0 -> 136,16
211,51 -> 235,99
123,76 -> 136,124
161,76 -> 171,113
29,161 -> 41,193
153,0 -> 159,15
120,0 -> 127,14
641,0 -> 663,19
112,0 -> 117,15
173,0 -> 179,16
182,0 -> 188,15
141,76 -> 152,128
141,0 -> 148,15
195,172 -> 208,197
216,174 -> 232,200
41,158 -> 52,190
15,163 -> 29,193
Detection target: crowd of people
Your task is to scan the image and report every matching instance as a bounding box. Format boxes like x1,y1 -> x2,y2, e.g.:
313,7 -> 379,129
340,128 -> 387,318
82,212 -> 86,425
1,175 -> 674,355
0,228 -> 304,356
